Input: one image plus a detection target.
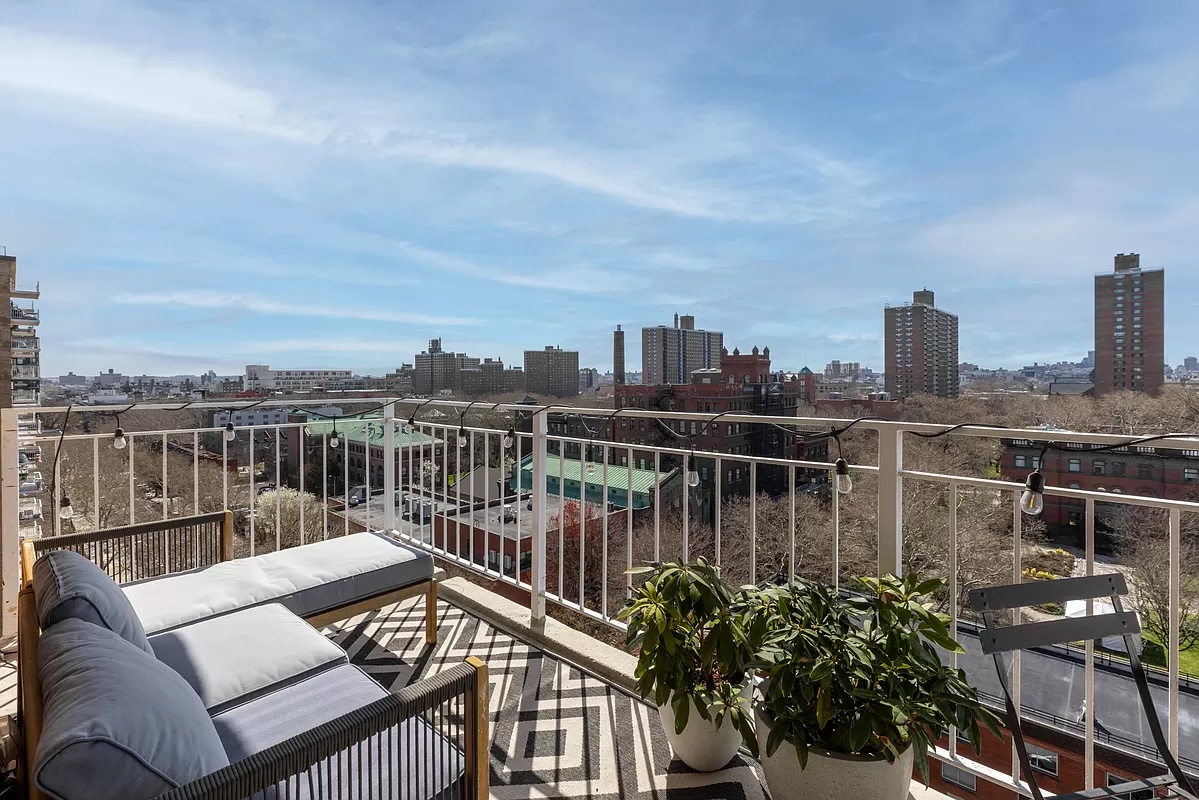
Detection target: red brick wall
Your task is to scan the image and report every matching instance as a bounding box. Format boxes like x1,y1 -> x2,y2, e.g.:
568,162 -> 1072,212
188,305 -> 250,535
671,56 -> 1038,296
432,515 -> 530,580
927,725 -> 1162,800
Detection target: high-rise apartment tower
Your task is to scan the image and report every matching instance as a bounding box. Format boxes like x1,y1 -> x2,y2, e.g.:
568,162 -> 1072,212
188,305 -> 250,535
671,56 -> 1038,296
641,314 -> 723,386
1094,253 -> 1164,395
884,289 -> 959,399
524,346 -> 580,397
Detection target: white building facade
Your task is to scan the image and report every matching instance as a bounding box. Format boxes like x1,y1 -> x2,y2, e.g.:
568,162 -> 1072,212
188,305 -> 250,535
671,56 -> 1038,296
244,365 -> 352,392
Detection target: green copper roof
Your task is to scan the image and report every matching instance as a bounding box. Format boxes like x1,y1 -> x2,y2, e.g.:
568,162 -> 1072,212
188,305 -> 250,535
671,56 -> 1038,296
304,418 -> 439,449
519,453 -> 665,494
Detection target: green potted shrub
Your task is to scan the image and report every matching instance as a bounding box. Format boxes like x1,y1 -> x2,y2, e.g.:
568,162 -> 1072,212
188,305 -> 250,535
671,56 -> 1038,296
617,559 -> 759,771
749,573 -> 1000,800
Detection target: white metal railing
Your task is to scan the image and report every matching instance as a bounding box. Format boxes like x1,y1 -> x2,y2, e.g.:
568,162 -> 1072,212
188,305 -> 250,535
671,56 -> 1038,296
2,399 -> 1197,796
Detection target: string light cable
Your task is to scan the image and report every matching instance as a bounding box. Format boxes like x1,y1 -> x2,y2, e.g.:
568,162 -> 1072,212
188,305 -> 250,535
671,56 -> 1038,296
48,405 -> 75,521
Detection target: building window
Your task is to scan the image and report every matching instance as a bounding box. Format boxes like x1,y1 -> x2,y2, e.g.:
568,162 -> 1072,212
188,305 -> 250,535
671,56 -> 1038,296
1068,482 -> 1081,489
1111,462 -> 1126,477
1014,455 -> 1028,468
941,763 -> 976,792
1137,464 -> 1154,479
1107,773 -> 1154,800
1185,468 -> 1199,482
1068,458 -> 1082,472
1026,744 -> 1059,778
1093,460 -> 1106,476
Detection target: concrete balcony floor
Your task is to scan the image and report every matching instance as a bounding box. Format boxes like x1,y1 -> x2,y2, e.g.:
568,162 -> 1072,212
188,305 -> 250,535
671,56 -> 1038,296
0,579 -> 951,800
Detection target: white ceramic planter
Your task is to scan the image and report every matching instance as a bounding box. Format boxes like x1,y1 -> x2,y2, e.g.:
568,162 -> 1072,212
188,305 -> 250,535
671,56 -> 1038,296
754,708 -> 914,800
657,690 -> 750,772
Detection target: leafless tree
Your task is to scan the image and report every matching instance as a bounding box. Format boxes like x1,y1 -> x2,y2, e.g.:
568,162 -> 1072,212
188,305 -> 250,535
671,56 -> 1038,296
239,488 -> 331,558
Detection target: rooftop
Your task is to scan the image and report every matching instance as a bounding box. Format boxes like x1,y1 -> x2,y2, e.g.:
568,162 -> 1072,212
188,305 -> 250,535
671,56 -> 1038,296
513,452 -> 672,509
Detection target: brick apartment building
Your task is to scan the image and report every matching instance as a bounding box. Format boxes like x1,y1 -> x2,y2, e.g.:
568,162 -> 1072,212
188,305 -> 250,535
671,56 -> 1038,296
1000,437 -> 1199,543
461,357 -> 524,397
612,346 -> 829,520
414,339 -> 480,395
885,289 -> 960,399
283,417 -> 444,495
1094,254 -> 1165,396
642,313 -> 723,386
523,345 -> 579,397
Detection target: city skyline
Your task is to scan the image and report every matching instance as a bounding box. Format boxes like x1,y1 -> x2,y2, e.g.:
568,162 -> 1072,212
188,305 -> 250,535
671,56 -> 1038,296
3,2 -> 1198,376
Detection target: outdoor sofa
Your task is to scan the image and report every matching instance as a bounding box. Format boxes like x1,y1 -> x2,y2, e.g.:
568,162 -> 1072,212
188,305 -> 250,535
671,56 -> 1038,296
17,511 -> 488,800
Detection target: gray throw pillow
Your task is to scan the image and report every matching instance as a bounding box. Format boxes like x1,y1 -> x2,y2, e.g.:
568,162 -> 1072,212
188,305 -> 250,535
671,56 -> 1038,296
32,550 -> 152,654
35,618 -> 230,800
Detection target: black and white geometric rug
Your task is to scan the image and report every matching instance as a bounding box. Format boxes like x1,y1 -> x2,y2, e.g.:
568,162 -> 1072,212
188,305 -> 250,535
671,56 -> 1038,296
322,596 -> 771,799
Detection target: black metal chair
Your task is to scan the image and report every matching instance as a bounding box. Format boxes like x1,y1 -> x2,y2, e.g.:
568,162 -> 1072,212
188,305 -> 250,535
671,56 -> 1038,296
969,574 -> 1197,800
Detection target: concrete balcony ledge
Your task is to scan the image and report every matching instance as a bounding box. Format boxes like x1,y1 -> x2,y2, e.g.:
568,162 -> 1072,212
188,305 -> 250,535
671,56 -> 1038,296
438,575 -> 639,693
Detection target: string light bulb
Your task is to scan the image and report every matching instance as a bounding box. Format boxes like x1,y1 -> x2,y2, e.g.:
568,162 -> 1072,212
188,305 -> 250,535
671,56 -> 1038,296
458,428 -> 468,449
223,422 -> 236,443
59,496 -> 74,521
586,462 -> 595,474
503,427 -> 515,449
686,453 -> 700,488
113,427 -> 127,450
834,458 -> 853,495
329,427 -> 340,449
1020,469 -> 1045,516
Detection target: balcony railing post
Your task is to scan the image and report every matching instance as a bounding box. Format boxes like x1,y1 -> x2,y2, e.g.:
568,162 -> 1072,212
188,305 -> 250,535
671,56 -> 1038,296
877,427 -> 904,577
530,410 -> 548,621
383,402 -> 396,534
1,408 -> 21,640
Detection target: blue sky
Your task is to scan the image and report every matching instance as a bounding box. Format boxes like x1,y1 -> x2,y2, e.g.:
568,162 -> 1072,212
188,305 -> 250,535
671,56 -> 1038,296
2,1 -> 1197,378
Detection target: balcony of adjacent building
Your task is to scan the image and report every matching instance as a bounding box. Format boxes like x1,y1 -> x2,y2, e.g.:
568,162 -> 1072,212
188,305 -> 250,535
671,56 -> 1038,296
9,281 -> 39,301
17,469 -> 43,495
9,333 -> 38,354
11,363 -> 39,383
9,305 -> 38,325
1,400 -> 1197,800
17,442 -> 40,464
12,389 -> 40,408
17,497 -> 41,523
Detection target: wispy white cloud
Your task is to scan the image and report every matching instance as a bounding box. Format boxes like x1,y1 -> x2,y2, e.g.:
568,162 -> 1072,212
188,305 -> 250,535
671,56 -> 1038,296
0,28 -> 326,142
112,291 -> 480,327
0,23 -> 878,225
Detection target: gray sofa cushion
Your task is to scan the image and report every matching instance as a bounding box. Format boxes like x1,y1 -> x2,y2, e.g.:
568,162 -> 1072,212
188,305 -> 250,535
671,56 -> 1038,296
124,532 -> 433,635
35,618 -> 229,800
212,665 -> 462,800
149,603 -> 348,713
33,550 -> 153,655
